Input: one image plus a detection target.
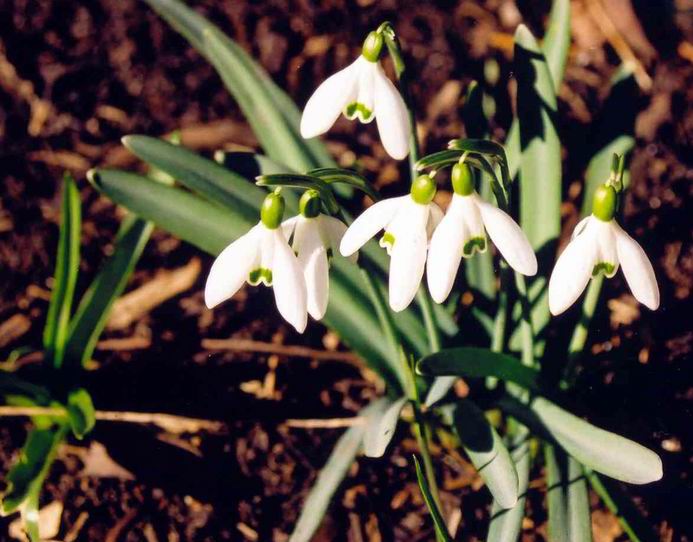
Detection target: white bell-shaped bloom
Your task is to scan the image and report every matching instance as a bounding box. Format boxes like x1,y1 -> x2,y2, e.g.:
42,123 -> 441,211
300,33 -> 410,160
548,215 -> 660,315
340,176 -> 443,312
426,163 -> 537,304
204,194 -> 308,333
282,212 -> 353,321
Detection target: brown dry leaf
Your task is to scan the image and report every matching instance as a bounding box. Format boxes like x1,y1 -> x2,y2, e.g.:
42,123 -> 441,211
0,314 -> 31,348
592,508 -> 622,541
608,296 -> 640,327
74,441 -> 135,480
9,500 -> 63,541
107,258 -> 201,330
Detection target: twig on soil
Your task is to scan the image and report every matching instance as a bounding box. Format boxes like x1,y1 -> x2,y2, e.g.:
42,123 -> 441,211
202,338 -> 362,366
284,417 -> 365,429
0,406 -> 225,434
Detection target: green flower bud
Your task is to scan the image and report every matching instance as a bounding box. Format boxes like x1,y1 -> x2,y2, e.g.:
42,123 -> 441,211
411,175 -> 437,205
362,31 -> 383,63
451,162 -> 475,196
592,184 -> 617,222
299,189 -> 322,218
260,192 -> 285,229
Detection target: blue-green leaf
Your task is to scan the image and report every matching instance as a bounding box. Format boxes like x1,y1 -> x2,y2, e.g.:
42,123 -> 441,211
363,396 -> 407,458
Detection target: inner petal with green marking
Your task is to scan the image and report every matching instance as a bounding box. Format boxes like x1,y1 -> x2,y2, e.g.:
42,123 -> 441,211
379,231 -> 395,256
344,102 -> 374,123
248,267 -> 273,286
592,261 -> 617,278
463,236 -> 487,257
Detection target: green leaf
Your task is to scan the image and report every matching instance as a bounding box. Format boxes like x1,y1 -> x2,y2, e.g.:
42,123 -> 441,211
363,396 -> 407,458
141,0 -> 335,173
513,24 -> 562,356
43,173 -> 81,369
214,150 -> 296,177
413,455 -> 453,542
582,67 -> 638,217
289,403 -> 371,542
66,388 -> 95,439
452,400 -> 519,509
567,456 -> 593,542
65,216 -> 153,368
1,427 -> 63,515
487,426 -> 531,542
309,167 -> 381,202
416,347 -> 542,393
545,444 -> 570,542
122,135 -> 262,219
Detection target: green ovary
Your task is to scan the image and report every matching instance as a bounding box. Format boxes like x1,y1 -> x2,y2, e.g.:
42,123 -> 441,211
463,237 -> 487,257
592,261 -> 616,278
345,102 -> 374,123
248,267 -> 273,286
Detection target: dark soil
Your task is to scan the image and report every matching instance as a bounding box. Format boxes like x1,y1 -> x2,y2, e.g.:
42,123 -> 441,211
0,1 -> 691,541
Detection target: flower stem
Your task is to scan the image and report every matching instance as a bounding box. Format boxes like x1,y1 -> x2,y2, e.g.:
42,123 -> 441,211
560,275 -> 604,389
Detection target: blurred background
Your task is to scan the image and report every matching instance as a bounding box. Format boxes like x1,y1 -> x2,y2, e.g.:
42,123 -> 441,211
0,0 -> 691,540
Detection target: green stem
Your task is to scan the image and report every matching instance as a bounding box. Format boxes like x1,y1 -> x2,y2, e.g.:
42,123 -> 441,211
418,289 -> 442,353
560,276 -> 603,389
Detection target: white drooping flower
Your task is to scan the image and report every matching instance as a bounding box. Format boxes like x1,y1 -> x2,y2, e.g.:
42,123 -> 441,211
204,192 -> 308,333
300,31 -> 410,160
282,191 -> 353,321
548,184 -> 659,316
427,163 -> 537,303
340,175 -> 443,312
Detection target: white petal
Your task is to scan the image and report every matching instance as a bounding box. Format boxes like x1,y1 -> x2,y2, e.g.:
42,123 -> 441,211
349,59 -> 376,123
426,202 -> 444,239
271,231 -> 308,332
474,194 -> 537,276
281,216 -> 299,242
548,219 -> 599,316
297,221 -> 330,320
388,200 -> 429,312
340,196 -> 407,257
571,215 -> 591,240
319,214 -> 357,263
204,226 -> 260,308
594,219 -> 620,277
613,222 -> 660,310
426,197 -> 466,303
300,59 -> 359,138
373,63 -> 410,160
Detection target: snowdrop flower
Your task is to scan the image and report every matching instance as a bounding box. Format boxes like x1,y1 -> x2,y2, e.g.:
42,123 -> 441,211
548,184 -> 659,315
300,31 -> 410,160
427,163 -> 537,303
281,190 -> 353,321
204,192 -> 308,333
340,175 -> 443,312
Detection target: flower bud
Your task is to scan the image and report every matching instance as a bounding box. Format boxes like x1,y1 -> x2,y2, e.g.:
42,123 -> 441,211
592,184 -> 617,222
451,162 -> 474,196
299,189 -> 322,218
260,192 -> 285,229
362,31 -> 383,63
411,175 -> 437,205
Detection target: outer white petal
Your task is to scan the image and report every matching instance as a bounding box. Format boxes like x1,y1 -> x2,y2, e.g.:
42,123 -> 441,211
300,59 -> 359,138
373,63 -> 410,160
297,221 -> 330,320
388,200 -> 429,312
319,214 -> 357,263
612,221 -> 660,310
426,197 -> 466,303
474,194 -> 537,276
548,219 -> 599,316
426,202 -> 444,239
571,215 -> 591,240
204,226 -> 260,308
281,216 -> 299,242
271,230 -> 308,333
339,196 -> 407,257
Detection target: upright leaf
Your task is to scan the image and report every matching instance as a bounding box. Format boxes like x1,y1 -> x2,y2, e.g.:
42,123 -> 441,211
64,216 -> 153,368
567,456 -> 593,542
545,444 -> 570,542
43,174 -> 81,368
413,455 -> 453,542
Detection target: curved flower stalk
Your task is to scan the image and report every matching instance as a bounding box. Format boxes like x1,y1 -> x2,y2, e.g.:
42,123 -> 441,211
300,31 -> 410,160
340,175 -> 443,312
427,162 -> 537,304
549,183 -> 659,315
204,191 -> 308,333
282,190 -> 353,321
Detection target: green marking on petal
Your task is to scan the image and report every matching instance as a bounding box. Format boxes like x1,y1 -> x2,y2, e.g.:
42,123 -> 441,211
248,267 -> 273,286
592,261 -> 616,278
345,102 -> 374,123
379,232 -> 395,255
463,236 -> 487,257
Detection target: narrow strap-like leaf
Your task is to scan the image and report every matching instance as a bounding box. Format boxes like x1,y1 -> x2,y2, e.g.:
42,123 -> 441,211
413,455 -> 453,542
43,173 -> 81,369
